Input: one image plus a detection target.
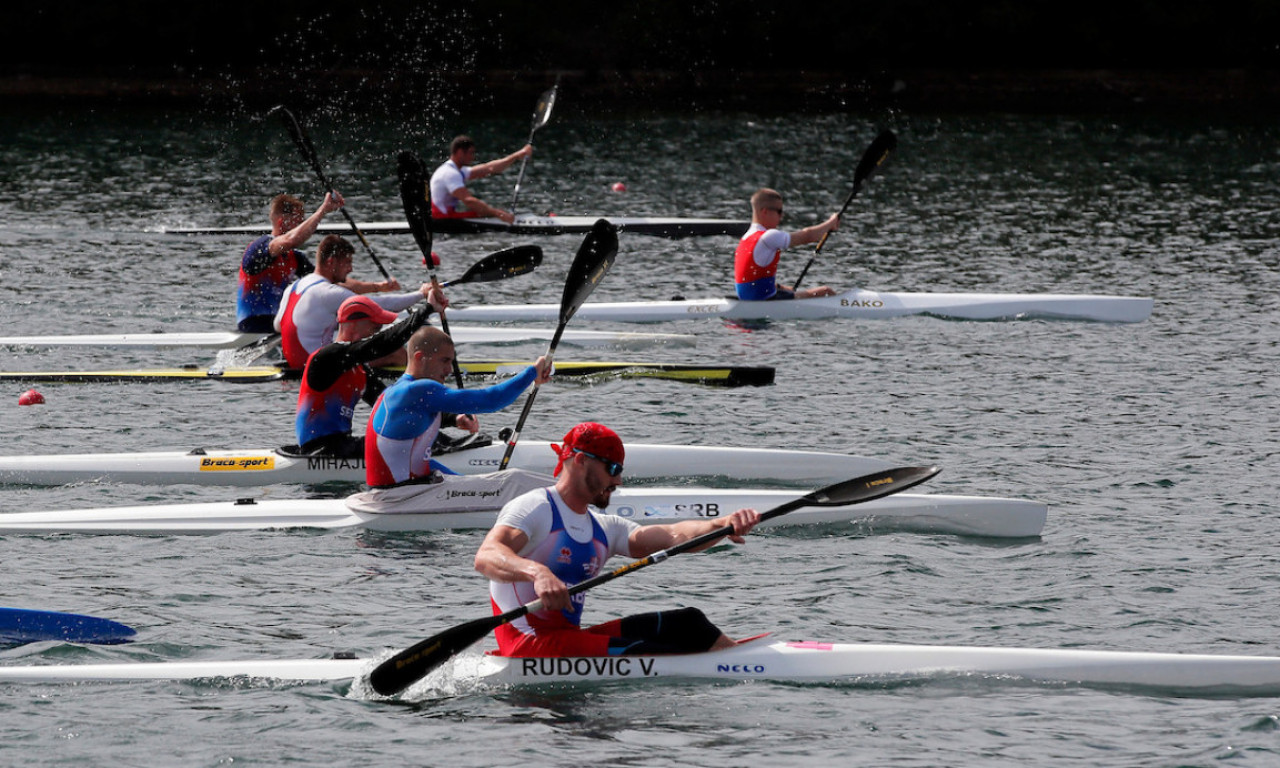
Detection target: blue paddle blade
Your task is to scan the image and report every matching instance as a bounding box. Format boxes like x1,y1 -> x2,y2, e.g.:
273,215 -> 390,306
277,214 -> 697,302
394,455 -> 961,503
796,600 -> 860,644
0,607 -> 137,646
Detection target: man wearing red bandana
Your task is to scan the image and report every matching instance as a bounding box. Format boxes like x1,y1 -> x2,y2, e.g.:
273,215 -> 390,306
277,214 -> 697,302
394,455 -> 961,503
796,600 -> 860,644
476,422 -> 762,658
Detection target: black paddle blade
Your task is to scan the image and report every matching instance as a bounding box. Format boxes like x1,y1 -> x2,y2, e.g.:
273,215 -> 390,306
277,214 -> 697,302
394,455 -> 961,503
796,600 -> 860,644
269,105 -> 325,181
757,466 -> 939,525
397,150 -> 434,258
559,219 -> 618,325
853,129 -> 897,191
455,245 -> 543,285
804,465 -> 938,508
368,614 -> 506,697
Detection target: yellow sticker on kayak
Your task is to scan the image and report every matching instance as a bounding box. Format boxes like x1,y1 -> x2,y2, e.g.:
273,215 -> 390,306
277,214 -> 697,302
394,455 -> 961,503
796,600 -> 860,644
198,456 -> 276,472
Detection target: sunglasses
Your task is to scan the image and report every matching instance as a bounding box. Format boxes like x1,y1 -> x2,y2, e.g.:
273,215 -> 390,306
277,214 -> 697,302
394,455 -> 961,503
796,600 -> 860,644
574,448 -> 624,477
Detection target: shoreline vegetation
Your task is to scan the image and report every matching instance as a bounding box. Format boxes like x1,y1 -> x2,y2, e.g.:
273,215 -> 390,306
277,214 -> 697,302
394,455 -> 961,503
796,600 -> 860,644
3,68 -> 1277,115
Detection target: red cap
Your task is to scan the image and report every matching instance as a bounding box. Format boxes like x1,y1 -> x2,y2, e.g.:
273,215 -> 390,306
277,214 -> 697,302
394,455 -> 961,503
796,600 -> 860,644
337,295 -> 399,325
551,422 -> 625,477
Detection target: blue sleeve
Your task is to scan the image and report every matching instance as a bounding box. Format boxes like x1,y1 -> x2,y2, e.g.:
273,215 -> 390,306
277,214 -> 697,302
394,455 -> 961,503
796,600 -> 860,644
372,367 -> 537,440
431,366 -> 537,413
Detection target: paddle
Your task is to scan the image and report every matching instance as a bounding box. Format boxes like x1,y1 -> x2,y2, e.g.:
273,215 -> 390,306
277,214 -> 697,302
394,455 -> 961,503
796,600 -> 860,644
792,129 -> 897,292
498,218 -> 618,470
268,105 -> 393,281
509,79 -> 559,212
438,246 -> 543,288
367,464 -> 940,696
398,149 -> 467,388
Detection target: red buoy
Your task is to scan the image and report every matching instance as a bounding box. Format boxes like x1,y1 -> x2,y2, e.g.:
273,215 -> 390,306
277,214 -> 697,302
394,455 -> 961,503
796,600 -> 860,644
18,389 -> 44,406
423,251 -> 441,267
611,182 -> 627,192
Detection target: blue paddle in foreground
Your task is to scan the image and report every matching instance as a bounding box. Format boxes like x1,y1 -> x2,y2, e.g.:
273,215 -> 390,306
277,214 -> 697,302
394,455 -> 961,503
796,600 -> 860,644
0,607 -> 137,646
367,464 -> 941,697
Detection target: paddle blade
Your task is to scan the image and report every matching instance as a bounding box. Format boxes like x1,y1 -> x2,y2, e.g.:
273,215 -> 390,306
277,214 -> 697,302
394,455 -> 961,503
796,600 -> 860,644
452,245 -> 543,286
269,105 -> 326,185
368,614 -> 505,697
533,85 -> 558,130
758,466 -> 938,525
852,129 -> 897,192
559,219 -> 618,326
0,607 -> 137,646
397,150 -> 434,258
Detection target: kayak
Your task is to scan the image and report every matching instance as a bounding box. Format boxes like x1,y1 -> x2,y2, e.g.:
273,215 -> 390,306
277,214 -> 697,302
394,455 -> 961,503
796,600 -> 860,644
0,490 -> 1046,538
0,441 -> 892,487
448,289 -> 1154,324
0,360 -> 774,388
8,639 -> 1280,697
0,607 -> 136,646
163,215 -> 750,239
0,327 -> 692,350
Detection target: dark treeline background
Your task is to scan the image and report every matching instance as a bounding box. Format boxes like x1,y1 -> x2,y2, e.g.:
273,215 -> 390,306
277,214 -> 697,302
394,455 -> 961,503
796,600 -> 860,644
6,1 -> 1280,112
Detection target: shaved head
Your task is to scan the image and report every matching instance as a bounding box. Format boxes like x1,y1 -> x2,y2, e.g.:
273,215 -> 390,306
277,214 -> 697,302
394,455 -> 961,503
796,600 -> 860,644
409,326 -> 452,357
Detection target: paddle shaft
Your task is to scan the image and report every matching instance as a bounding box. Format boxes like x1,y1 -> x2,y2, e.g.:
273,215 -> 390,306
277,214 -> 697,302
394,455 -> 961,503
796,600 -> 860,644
367,465 -> 939,696
793,130 -> 897,291
271,106 -> 392,280
496,326 -> 564,470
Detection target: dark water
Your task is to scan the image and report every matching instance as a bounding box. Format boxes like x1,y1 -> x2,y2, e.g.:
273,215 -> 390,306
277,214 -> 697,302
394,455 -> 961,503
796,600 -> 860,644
1,104 -> 1279,765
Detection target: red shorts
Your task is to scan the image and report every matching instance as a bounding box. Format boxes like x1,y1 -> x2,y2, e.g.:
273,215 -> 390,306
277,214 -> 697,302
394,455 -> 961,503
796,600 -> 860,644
495,618 -> 624,658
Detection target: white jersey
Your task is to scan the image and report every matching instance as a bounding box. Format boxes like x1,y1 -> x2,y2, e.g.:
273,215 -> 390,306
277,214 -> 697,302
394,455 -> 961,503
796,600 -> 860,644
429,160 -> 472,216
488,487 -> 640,635
274,275 -> 423,365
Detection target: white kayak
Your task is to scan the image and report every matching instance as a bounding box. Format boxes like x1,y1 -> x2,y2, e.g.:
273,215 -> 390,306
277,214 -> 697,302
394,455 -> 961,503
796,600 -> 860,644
0,326 -> 691,350
0,490 -> 1047,538
8,639 -> 1280,697
0,441 -> 894,488
163,215 -> 750,239
448,288 -> 1154,324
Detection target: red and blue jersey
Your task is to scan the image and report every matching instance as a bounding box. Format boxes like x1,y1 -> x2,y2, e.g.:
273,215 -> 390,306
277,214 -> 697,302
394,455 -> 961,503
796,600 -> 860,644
734,225 -> 791,301
292,309 -> 428,450
364,367 -> 537,487
236,235 -> 312,331
296,363 -> 370,448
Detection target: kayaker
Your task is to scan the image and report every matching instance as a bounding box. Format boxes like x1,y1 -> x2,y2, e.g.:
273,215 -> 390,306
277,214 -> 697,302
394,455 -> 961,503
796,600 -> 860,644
474,421 -> 762,658
361,326 -> 551,490
291,291 -> 445,460
237,192 -> 349,332
430,135 -> 532,224
274,234 -> 434,368
734,188 -> 841,301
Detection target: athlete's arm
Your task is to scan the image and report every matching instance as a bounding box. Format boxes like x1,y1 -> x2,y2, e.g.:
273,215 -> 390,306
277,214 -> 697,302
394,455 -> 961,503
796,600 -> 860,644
475,524 -> 571,611
270,192 -> 344,255
786,213 -> 840,247
303,306 -> 435,391
420,366 -> 538,414
627,509 -> 761,558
